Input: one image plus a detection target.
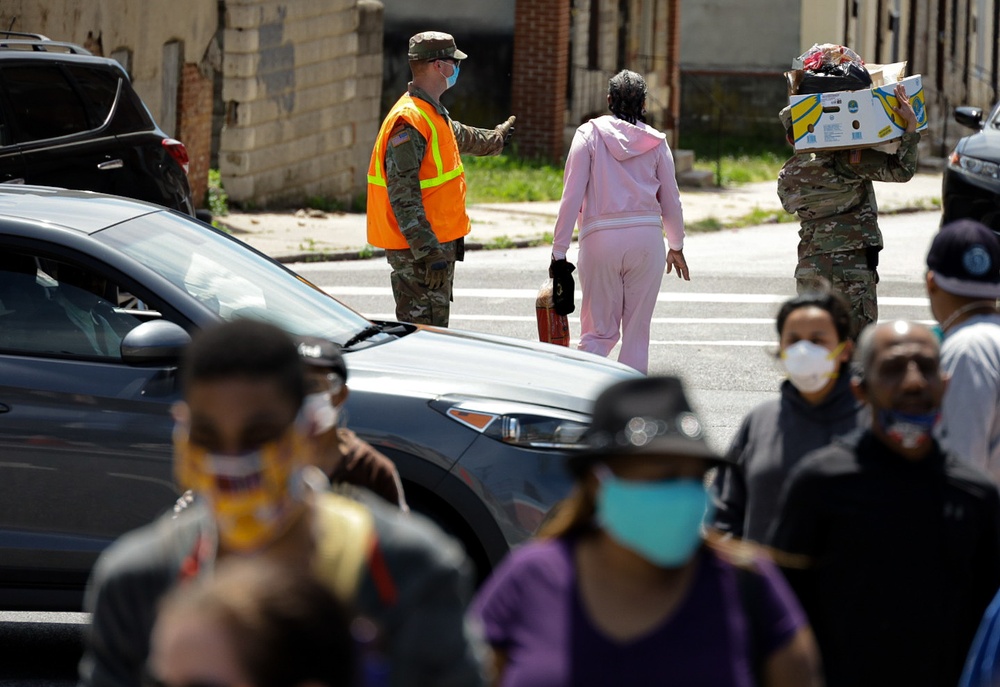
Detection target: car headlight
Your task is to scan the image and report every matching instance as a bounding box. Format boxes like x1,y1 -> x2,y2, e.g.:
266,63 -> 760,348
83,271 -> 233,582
431,397 -> 590,450
950,151 -> 1000,180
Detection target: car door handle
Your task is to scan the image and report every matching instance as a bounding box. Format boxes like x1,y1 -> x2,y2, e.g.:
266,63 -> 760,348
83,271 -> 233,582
0,403 -> 10,413
97,159 -> 124,171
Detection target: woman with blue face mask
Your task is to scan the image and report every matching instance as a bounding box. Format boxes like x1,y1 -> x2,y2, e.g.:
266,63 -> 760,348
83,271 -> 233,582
712,286 -> 862,543
471,376 -> 822,687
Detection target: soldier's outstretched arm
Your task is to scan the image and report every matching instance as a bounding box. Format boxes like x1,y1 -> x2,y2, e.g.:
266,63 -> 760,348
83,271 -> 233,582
385,124 -> 444,259
451,119 -> 508,156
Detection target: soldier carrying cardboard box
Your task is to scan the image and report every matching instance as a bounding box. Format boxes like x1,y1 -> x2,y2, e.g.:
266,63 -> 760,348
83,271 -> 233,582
776,45 -> 920,339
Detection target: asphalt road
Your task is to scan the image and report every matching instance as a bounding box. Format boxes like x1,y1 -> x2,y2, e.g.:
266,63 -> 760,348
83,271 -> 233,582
303,209 -> 940,454
0,210 -> 941,683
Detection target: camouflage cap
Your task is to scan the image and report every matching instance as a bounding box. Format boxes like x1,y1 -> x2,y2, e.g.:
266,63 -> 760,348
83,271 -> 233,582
407,31 -> 467,61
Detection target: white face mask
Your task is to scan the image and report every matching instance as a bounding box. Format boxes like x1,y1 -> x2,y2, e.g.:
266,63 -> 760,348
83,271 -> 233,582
780,340 -> 844,393
297,392 -> 339,436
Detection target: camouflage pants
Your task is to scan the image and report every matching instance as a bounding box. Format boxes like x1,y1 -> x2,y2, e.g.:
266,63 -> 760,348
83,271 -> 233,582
385,241 -> 456,327
795,249 -> 877,339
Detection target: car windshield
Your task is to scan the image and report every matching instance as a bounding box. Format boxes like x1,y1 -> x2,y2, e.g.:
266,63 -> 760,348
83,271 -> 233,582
95,211 -> 373,342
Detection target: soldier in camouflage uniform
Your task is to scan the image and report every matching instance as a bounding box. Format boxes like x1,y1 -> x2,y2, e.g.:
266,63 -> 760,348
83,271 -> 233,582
366,31 -> 515,327
777,83 -> 920,338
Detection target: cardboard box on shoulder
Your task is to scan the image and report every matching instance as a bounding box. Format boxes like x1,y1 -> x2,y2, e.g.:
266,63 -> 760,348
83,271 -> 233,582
784,61 -> 928,152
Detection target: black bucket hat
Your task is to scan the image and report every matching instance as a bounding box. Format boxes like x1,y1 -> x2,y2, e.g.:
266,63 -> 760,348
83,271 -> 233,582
567,376 -> 726,477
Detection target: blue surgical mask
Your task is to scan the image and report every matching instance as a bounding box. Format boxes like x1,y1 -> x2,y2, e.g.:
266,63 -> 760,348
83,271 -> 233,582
445,61 -> 460,89
877,409 -> 939,449
595,468 -> 712,568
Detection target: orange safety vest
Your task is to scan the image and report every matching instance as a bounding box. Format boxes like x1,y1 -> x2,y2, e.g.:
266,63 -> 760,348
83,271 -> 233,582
367,94 -> 470,250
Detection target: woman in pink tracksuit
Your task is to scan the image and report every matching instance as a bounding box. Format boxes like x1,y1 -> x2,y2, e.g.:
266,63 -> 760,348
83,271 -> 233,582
551,70 -> 688,374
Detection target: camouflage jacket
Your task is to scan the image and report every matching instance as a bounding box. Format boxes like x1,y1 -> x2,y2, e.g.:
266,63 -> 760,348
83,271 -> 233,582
776,131 -> 919,260
384,83 -> 506,260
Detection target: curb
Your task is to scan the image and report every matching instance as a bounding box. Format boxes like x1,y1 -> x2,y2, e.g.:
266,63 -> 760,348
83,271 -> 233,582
271,236 -> 551,265
255,202 -> 940,265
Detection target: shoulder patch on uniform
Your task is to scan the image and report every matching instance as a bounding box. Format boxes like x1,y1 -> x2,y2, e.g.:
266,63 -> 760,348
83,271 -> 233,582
849,149 -> 862,164
389,130 -> 411,147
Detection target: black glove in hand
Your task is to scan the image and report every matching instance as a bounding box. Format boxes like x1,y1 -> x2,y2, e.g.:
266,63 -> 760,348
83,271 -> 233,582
496,115 -> 516,145
423,248 -> 449,290
548,258 -> 576,316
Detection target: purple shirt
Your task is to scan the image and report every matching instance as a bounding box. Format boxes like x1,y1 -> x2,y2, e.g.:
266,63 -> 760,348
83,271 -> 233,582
471,538 -> 806,687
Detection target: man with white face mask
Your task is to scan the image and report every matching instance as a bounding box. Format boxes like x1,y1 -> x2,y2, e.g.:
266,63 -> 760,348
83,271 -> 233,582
768,320 -> 1000,687
296,336 -> 407,510
79,320 -> 485,687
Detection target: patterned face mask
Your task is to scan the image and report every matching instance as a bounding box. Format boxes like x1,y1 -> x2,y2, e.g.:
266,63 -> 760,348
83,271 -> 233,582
173,424 -> 308,553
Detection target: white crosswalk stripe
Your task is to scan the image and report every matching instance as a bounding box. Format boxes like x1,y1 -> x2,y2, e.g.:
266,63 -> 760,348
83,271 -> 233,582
321,285 -> 931,308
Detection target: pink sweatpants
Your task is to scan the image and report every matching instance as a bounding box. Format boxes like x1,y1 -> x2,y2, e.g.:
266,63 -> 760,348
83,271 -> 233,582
577,226 -> 665,373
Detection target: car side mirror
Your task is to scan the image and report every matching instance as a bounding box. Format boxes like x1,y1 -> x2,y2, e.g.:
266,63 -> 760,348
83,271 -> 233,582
120,320 -> 191,366
954,106 -> 984,130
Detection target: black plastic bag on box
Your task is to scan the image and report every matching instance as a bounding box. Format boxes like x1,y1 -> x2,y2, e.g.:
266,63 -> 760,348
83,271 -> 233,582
797,62 -> 873,95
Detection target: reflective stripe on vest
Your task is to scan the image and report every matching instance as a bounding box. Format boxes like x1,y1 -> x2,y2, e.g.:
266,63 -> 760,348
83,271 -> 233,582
366,107 -> 464,189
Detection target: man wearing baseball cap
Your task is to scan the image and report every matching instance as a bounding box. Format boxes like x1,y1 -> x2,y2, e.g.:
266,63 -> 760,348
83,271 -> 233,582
296,336 -> 408,509
926,219 -> 1000,478
367,31 -> 516,327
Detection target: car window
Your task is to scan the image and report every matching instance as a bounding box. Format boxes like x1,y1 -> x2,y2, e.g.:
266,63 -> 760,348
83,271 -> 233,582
0,250 -> 143,359
63,64 -> 118,128
65,64 -> 150,133
95,211 -> 374,343
0,64 -> 92,143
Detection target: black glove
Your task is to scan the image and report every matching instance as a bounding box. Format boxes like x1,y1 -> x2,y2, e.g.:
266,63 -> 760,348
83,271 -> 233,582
423,248 -> 449,290
548,259 -> 576,316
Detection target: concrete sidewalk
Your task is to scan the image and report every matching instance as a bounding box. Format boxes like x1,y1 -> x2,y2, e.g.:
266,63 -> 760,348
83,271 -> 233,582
218,173 -> 943,263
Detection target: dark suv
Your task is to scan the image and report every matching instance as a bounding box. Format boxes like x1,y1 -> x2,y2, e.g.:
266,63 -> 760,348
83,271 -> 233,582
943,101 -> 1000,233
0,33 -> 194,215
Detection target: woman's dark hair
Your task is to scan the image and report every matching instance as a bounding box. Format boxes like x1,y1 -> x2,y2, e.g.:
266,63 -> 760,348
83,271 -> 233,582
775,287 -> 853,342
608,69 -> 647,125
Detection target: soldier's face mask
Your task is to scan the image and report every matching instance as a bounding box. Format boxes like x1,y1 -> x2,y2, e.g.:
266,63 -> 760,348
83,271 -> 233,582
437,59 -> 460,89
173,423 -> 308,553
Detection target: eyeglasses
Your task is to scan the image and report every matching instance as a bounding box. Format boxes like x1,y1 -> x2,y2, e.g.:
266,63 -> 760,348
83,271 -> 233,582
434,58 -> 458,66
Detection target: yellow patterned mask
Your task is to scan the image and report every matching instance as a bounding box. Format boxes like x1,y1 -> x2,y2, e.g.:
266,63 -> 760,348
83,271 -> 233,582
173,424 -> 309,553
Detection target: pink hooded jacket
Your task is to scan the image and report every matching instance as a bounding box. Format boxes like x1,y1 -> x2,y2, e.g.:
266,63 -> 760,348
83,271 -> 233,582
551,115 -> 684,259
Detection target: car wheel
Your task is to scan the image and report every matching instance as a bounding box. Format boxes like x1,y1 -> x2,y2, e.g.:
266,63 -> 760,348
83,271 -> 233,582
403,482 -> 492,585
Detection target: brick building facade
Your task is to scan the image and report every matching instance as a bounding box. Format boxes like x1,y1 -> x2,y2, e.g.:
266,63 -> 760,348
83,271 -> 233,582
511,0 -> 571,161
512,0 -> 682,163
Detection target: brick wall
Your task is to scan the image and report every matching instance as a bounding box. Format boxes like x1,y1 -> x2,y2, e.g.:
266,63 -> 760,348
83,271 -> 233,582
178,63 -> 213,208
511,0 -> 570,162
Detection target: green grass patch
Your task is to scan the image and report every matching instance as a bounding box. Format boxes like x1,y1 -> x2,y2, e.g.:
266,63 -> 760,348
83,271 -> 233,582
687,217 -> 725,232
679,133 -> 789,186
463,155 -> 564,203
527,231 -> 554,247
484,234 -> 517,250
305,196 -> 344,213
207,169 -> 229,216
687,207 -> 797,233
